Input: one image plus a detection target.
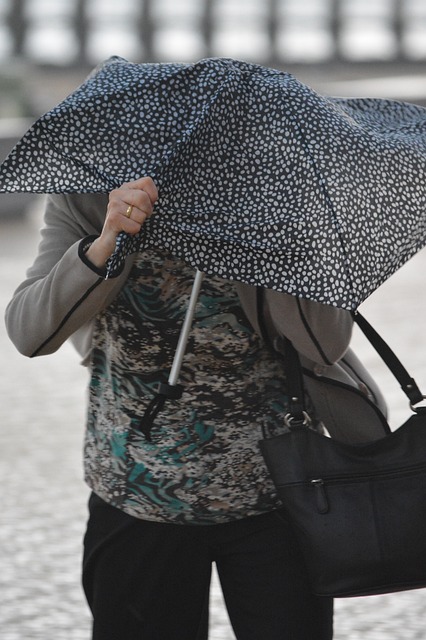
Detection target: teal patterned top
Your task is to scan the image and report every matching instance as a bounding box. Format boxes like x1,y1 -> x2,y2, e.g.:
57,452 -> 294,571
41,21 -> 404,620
84,248 -> 291,524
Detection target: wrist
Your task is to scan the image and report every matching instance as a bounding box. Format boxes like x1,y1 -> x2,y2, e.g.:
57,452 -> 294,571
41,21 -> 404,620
78,235 -> 126,279
78,235 -> 110,277
85,235 -> 116,268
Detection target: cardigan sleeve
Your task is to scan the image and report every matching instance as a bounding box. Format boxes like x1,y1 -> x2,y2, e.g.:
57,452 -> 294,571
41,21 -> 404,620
4,193 -> 131,358
264,288 -> 353,365
235,282 -> 353,365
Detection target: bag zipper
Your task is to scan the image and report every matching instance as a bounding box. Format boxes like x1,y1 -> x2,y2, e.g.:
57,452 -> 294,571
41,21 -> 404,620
308,463 -> 426,514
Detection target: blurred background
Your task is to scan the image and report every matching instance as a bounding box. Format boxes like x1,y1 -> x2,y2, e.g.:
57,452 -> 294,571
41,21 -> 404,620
1,0 -> 426,119
1,1 -> 426,639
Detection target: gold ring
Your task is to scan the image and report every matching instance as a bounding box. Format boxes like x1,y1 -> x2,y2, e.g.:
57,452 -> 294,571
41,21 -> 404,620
125,205 -> 133,218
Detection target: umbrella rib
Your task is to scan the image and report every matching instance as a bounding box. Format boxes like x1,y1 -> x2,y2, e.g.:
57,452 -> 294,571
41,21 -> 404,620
51,144 -> 119,191
291,120 -> 357,306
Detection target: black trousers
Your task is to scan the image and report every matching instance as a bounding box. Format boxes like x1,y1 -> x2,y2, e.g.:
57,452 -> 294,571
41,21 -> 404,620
83,494 -> 333,640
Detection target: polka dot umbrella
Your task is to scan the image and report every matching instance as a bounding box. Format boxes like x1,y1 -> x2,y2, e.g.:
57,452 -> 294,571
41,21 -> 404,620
1,56 -> 426,311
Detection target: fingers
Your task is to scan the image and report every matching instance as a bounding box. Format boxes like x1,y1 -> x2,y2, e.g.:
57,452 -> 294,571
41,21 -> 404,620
123,189 -> 154,218
89,177 -> 158,266
106,176 -> 158,237
125,176 -> 159,205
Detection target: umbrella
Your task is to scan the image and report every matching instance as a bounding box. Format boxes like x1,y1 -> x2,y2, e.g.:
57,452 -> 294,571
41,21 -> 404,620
2,56 -> 426,437
1,56 -> 426,312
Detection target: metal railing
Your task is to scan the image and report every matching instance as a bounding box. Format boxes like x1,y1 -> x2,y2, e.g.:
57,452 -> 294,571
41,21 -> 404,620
2,0 -> 426,69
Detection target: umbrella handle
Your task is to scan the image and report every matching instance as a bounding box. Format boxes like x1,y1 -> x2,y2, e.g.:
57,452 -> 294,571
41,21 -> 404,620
168,269 -> 205,386
136,269 -> 204,441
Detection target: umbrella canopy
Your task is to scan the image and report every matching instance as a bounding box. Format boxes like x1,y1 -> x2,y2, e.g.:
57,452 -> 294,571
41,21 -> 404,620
1,56 -> 426,310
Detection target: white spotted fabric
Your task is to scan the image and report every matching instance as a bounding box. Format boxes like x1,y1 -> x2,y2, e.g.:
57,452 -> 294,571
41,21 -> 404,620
1,56 -> 426,309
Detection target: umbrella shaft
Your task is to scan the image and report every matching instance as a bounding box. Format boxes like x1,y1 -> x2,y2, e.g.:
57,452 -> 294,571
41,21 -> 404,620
168,269 -> 205,386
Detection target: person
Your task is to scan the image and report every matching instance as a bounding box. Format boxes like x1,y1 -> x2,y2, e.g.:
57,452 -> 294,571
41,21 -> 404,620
5,177 -> 389,640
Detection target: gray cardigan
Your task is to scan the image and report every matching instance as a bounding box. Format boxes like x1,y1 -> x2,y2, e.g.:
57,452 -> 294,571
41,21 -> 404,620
5,192 -> 388,443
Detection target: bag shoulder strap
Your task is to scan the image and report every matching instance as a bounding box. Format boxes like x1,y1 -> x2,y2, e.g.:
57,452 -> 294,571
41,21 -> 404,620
256,288 -> 307,422
352,312 -> 424,406
256,287 -> 424,409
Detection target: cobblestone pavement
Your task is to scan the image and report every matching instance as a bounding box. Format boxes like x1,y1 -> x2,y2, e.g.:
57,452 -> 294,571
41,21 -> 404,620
2,206 -> 426,639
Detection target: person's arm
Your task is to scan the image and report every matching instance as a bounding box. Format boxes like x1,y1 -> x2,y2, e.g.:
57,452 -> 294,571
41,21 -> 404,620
264,288 -> 353,364
5,177 -> 158,358
235,283 -> 353,365
5,192 -> 120,357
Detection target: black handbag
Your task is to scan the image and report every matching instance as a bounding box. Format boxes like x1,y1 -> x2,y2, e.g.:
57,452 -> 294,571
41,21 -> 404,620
259,310 -> 426,598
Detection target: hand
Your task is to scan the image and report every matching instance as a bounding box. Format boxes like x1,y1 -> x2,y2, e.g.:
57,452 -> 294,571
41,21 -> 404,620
86,177 -> 158,268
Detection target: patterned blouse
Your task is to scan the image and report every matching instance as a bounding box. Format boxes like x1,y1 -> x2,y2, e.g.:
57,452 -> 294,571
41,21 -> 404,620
84,248 -> 292,524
